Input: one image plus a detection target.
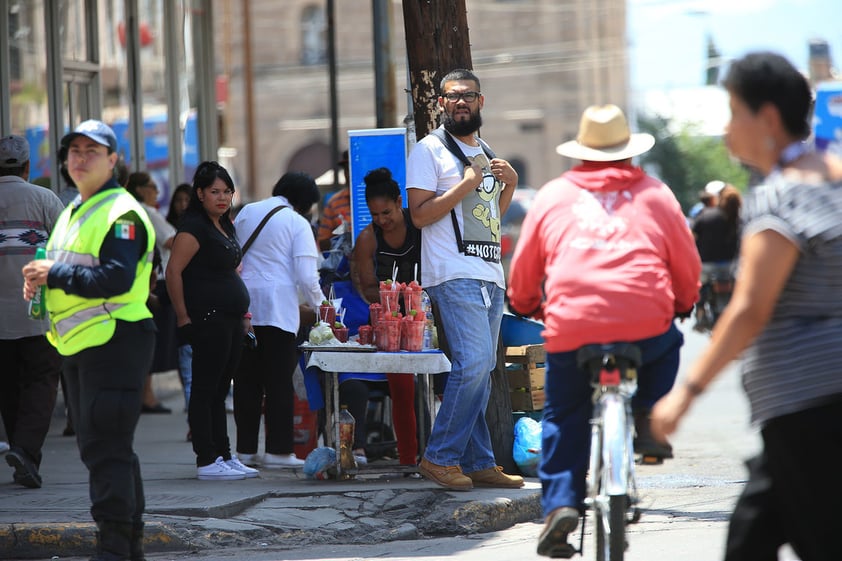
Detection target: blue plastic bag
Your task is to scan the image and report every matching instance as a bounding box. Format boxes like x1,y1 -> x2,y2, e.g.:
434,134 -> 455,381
513,417 -> 542,477
304,446 -> 337,480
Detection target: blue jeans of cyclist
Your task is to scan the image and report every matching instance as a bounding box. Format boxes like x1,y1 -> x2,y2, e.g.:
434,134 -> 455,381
424,279 -> 504,472
540,323 -> 683,516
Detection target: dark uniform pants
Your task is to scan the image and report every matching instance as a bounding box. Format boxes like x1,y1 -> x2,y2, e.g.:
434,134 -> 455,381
62,319 -> 155,525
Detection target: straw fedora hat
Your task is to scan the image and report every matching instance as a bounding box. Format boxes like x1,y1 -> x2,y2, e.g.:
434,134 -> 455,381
556,104 -> 655,162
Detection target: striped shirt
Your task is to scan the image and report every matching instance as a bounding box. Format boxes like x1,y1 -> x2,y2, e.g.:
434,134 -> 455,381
740,170 -> 842,426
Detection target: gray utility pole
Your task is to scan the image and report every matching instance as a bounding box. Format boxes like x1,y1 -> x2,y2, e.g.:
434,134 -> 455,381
373,0 -> 397,128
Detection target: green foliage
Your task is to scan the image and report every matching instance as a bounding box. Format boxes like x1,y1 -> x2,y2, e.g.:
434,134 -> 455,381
637,114 -> 749,213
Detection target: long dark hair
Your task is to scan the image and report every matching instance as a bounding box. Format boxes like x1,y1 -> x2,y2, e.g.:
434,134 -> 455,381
188,161 -> 236,235
125,171 -> 152,202
166,183 -> 192,227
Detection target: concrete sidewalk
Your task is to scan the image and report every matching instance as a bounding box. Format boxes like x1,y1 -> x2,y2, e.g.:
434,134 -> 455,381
0,371 -> 541,560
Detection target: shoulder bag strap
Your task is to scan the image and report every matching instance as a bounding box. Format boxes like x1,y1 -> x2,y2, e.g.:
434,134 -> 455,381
241,205 -> 287,255
428,128 -> 496,254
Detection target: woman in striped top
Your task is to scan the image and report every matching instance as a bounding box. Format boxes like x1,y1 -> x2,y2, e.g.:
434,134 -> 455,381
652,51 -> 842,561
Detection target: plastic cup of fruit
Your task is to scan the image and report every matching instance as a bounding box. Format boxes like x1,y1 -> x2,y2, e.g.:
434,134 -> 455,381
401,319 -> 424,352
403,288 -> 421,313
379,320 -> 400,352
358,325 -> 373,346
332,325 -> 349,343
379,290 -> 400,315
369,303 -> 382,328
319,304 -> 336,325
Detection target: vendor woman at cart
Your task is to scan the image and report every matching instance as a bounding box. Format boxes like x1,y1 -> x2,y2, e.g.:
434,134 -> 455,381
345,167 -> 422,466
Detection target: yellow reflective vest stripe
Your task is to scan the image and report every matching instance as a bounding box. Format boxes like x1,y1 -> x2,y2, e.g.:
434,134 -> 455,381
45,188 -> 155,356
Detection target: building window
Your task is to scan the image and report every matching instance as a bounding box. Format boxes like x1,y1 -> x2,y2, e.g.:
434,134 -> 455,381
300,4 -> 326,66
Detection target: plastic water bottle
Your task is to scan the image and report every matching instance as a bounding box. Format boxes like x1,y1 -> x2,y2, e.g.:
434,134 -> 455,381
337,405 -> 357,477
420,290 -> 435,350
28,247 -> 46,320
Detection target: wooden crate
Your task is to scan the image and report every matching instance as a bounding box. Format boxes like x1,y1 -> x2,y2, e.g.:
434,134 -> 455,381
510,388 -> 545,411
506,344 -> 546,411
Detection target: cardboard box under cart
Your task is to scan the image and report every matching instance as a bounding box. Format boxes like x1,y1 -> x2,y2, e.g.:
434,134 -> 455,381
506,344 -> 546,411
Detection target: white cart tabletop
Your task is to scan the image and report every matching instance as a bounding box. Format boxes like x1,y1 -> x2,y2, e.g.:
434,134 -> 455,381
306,350 -> 450,374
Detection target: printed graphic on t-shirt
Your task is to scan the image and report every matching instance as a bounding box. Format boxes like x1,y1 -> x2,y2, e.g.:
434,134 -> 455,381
569,189 -> 632,251
460,153 -> 502,263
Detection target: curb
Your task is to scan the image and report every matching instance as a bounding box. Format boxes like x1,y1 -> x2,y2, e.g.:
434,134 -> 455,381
0,521 -> 187,560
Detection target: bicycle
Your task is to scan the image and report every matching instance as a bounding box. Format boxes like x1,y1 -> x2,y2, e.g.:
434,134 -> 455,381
575,343 -> 643,561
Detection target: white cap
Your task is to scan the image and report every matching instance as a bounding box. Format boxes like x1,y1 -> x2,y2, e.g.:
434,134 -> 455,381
705,180 -> 726,195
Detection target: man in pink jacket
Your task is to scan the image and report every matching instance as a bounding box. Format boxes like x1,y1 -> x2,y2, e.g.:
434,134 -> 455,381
507,105 -> 700,558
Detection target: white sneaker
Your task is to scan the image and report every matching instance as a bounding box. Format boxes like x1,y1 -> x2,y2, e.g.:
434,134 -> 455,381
197,456 -> 246,480
235,452 -> 261,467
354,453 -> 368,466
226,455 -> 260,478
0,442 -> 9,454
262,453 -> 305,468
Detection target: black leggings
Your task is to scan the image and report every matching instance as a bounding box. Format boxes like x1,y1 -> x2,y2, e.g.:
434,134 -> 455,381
233,326 -> 298,455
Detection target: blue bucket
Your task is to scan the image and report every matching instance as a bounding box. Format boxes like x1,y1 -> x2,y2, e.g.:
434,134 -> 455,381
501,312 -> 545,347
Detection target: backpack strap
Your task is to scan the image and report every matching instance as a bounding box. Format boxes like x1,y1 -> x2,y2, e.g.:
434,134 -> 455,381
428,128 -> 497,254
241,205 -> 287,255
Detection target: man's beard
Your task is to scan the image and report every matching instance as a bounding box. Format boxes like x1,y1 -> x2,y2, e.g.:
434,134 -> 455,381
443,110 -> 482,137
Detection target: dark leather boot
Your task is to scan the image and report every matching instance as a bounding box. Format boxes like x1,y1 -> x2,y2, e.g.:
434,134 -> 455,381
130,523 -> 146,561
633,409 -> 673,459
91,520 -> 132,561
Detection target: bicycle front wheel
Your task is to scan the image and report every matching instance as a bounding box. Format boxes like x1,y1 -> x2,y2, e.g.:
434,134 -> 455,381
595,494 -> 626,561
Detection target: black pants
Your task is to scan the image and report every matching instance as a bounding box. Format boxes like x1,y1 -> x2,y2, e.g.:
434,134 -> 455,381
62,320 -> 154,525
725,398 -> 842,561
0,335 -> 62,467
189,313 -> 243,467
234,326 -> 298,455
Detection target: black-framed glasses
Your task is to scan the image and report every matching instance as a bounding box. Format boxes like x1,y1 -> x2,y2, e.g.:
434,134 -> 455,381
443,91 -> 480,103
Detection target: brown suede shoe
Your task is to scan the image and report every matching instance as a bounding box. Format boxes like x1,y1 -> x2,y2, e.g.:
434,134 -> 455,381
418,458 -> 473,491
466,466 -> 524,488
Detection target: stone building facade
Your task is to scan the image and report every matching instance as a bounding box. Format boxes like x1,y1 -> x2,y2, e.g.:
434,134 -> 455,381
213,0 -> 628,199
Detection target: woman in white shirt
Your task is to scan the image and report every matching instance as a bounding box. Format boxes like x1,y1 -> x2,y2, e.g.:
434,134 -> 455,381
232,172 -> 324,468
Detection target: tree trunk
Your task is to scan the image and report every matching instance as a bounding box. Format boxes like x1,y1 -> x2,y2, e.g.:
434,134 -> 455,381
401,0 -> 473,140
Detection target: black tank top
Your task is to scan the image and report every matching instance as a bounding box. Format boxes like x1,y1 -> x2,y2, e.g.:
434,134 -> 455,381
373,208 -> 421,284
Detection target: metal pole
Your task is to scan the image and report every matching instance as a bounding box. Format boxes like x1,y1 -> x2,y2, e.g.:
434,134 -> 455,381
327,0 -> 339,190
44,1 -> 65,190
372,0 -> 396,128
242,0 -> 256,200
125,0 -> 145,172
164,0 -> 184,189
0,0 -> 11,135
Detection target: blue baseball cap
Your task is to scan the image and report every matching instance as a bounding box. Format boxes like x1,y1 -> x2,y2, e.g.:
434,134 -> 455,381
61,119 -> 118,153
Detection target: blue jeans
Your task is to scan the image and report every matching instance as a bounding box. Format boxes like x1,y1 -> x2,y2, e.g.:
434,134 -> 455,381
424,278 -> 504,472
177,345 -> 193,410
540,323 -> 683,516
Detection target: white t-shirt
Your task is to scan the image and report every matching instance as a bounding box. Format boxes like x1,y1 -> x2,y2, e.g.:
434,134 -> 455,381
234,196 -> 324,334
140,202 -> 176,278
406,132 -> 505,289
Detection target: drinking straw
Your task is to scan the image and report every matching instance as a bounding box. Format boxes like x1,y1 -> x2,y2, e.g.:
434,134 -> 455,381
392,263 -> 398,288
414,263 -> 418,283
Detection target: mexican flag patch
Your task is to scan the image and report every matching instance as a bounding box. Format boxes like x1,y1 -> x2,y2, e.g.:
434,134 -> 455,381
114,221 -> 136,240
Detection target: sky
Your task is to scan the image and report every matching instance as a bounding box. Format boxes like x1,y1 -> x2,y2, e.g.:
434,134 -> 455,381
627,0 -> 841,92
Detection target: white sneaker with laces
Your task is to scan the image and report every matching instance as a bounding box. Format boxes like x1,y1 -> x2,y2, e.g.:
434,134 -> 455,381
262,453 -> 305,468
226,455 -> 259,478
235,452 -> 261,467
197,456 -> 246,480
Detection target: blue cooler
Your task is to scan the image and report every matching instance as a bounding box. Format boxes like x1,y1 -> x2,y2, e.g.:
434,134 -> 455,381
501,312 -> 545,347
